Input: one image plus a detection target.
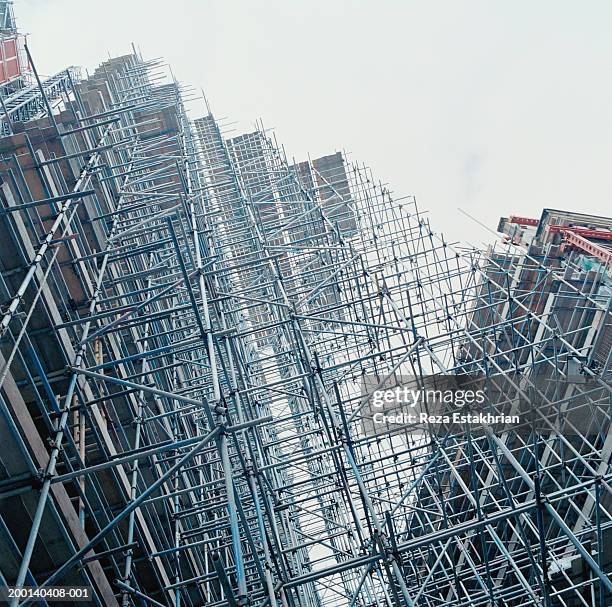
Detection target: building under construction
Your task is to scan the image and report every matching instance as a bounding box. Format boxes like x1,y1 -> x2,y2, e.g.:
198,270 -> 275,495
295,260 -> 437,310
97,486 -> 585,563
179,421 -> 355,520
0,3 -> 610,606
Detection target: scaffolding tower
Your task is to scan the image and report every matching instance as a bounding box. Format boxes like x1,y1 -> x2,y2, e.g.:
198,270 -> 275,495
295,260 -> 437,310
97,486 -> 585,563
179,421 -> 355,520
0,22 -> 610,607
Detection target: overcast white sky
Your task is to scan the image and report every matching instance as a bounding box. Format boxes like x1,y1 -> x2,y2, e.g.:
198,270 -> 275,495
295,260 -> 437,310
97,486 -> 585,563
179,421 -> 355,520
17,0 -> 612,244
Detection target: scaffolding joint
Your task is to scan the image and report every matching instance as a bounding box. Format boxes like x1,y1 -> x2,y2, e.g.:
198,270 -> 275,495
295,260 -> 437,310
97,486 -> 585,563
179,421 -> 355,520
32,470 -> 46,490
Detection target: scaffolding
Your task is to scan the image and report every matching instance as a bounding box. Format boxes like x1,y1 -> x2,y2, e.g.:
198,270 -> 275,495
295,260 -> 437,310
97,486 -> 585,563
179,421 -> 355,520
0,24 -> 610,607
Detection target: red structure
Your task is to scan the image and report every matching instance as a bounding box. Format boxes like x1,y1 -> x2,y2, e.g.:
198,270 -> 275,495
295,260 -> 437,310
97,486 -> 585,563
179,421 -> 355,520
546,224 -> 612,241
561,230 -> 612,269
508,215 -> 539,226
0,36 -> 24,83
